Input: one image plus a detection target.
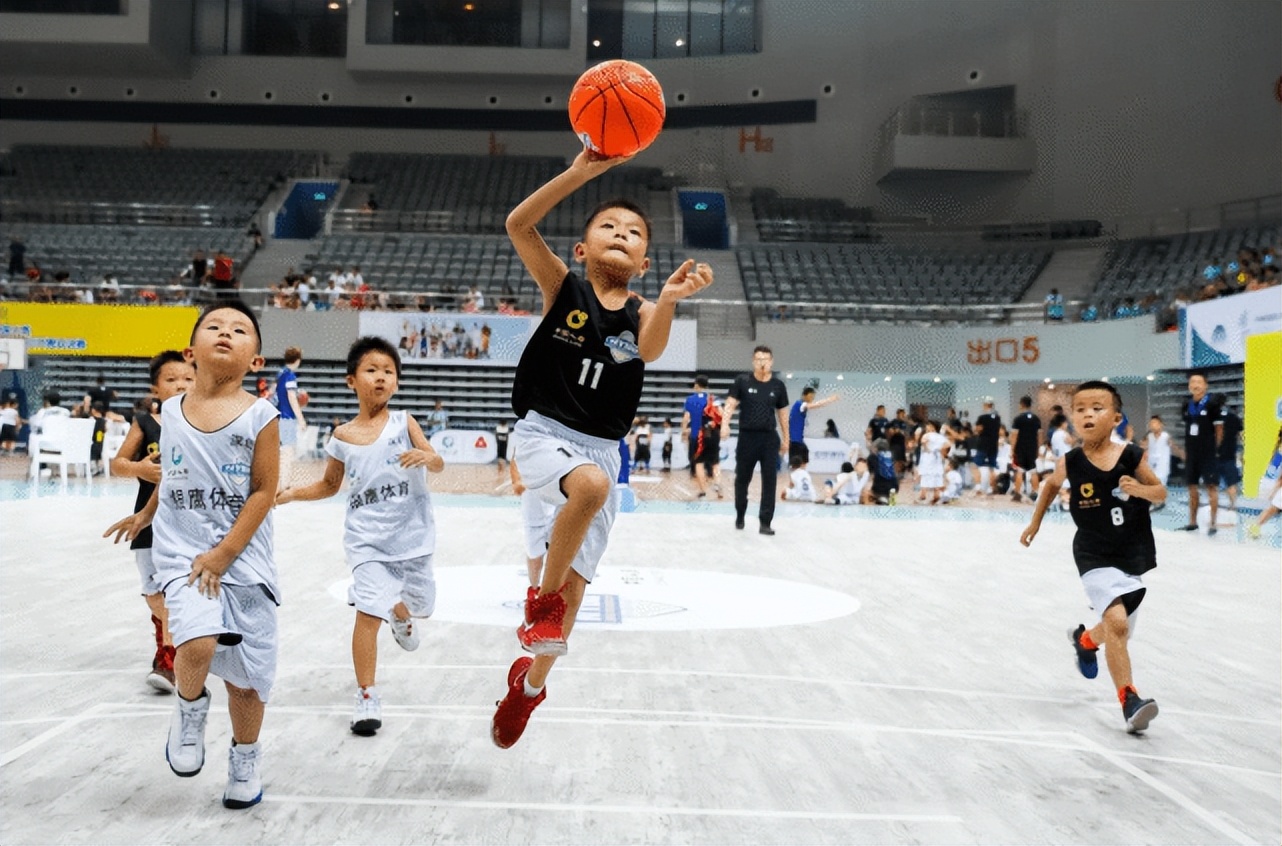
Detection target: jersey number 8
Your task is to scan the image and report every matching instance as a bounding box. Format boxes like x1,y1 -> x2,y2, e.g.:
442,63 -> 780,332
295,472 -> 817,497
1110,506 -> 1124,526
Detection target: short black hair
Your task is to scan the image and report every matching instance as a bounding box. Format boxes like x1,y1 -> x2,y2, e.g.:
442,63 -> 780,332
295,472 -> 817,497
801,387 -> 816,398
43,390 -> 61,407
1072,380 -> 1122,411
753,344 -> 772,356
190,299 -> 262,353
789,455 -> 806,469
1019,395 -> 1032,408
346,336 -> 402,377
148,350 -> 187,385
694,374 -> 709,388
1188,370 -> 1208,381
584,198 -> 651,242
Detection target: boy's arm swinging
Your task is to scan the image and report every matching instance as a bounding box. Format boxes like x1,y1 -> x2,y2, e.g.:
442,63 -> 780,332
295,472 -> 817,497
1021,456 -> 1067,547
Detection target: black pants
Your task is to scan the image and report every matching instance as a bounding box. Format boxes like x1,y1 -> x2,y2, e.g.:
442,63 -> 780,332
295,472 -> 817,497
735,430 -> 780,526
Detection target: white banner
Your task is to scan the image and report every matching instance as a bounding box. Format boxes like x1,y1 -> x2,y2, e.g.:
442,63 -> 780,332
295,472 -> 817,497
429,429 -> 498,464
644,434 -> 849,474
1180,288 -> 1282,367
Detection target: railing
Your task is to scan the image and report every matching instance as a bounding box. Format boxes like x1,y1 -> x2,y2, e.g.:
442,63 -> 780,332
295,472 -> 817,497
1107,193 -> 1282,240
0,199 -> 248,228
327,208 -> 459,235
879,106 -> 1030,142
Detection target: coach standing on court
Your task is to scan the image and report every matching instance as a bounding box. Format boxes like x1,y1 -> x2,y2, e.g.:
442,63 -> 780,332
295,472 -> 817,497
721,345 -> 789,535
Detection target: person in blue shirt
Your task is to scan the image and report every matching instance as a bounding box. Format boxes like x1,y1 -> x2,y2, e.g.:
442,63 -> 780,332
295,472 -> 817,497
274,346 -> 306,493
788,387 -> 839,465
682,374 -> 711,479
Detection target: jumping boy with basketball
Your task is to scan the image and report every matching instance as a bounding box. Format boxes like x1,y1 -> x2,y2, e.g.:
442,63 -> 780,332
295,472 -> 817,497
1020,381 -> 1167,733
493,148 -> 713,748
105,300 -> 280,808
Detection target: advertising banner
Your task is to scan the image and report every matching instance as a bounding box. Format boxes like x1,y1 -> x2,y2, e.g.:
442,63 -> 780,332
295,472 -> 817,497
1244,332 -> 1282,492
429,428 -> 498,464
359,311 -> 534,366
1180,288 -> 1282,367
0,303 -> 200,357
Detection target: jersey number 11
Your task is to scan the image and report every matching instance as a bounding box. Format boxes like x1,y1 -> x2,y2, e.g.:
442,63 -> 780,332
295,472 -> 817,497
578,358 -> 603,390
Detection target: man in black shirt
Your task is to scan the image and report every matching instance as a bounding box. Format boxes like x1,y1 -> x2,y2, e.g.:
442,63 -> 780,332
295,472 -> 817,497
1009,395 -> 1042,502
1179,372 -> 1223,534
866,405 -> 889,451
721,345 -> 789,535
974,399 -> 1002,495
1215,396 -> 1243,512
82,373 -> 117,416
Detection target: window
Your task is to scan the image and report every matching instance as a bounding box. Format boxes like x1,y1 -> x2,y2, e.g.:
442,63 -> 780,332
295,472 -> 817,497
366,0 -> 570,49
589,0 -> 758,61
244,0 -> 347,58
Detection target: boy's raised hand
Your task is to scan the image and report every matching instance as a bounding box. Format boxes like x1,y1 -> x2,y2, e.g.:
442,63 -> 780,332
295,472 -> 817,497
570,148 -> 636,175
660,259 -> 714,302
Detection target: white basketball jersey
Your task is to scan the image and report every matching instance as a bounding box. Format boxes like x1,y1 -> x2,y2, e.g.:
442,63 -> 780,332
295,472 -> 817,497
152,395 -> 279,598
326,410 -> 435,567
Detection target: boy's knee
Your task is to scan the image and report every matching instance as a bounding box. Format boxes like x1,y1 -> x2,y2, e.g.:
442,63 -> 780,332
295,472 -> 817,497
1102,608 -> 1129,641
562,465 -> 611,507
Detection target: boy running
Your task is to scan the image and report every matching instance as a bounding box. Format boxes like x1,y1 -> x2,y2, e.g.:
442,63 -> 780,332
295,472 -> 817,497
108,350 -> 195,692
275,337 -> 443,736
105,300 -> 280,808
1020,381 -> 1167,733
494,148 -> 713,748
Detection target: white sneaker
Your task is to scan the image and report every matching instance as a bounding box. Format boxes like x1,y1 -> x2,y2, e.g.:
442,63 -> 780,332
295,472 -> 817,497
222,742 -> 263,809
350,687 -> 382,736
389,613 -> 420,651
166,689 -> 210,777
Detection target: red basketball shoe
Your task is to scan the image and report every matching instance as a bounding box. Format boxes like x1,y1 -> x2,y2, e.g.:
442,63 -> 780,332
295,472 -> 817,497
491,658 -> 547,749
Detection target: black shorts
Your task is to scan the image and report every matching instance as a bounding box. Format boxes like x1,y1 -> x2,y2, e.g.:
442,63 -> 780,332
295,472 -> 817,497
695,429 -> 721,470
1185,452 -> 1219,486
1014,447 -> 1039,473
788,441 -> 809,464
1218,460 -> 1240,488
0,424 -> 15,443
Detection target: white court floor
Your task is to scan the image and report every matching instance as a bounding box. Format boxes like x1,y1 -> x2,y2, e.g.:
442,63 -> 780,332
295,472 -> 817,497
1,485 -> 1278,845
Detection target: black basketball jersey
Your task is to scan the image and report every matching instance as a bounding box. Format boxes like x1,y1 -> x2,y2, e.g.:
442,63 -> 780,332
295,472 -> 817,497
1066,443 -> 1156,576
130,412 -> 163,551
512,271 -> 644,440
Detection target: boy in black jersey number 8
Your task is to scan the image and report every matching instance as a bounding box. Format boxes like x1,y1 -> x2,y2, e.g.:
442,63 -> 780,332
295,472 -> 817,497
1020,381 -> 1168,734
493,149 -> 714,748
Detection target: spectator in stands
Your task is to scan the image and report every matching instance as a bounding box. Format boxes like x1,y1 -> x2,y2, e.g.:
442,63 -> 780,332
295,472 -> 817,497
8,236 -> 25,278
297,271 -> 313,309
424,399 -> 449,436
29,391 -> 70,436
866,404 -> 890,451
1080,303 -> 1099,322
82,373 -> 117,416
247,222 -> 263,251
98,273 -> 121,304
1044,288 -> 1064,321
165,276 -> 189,306
361,194 -> 379,213
823,419 -> 840,439
53,271 -> 78,303
1216,396 -> 1243,512
210,251 -> 236,298
188,249 -> 209,285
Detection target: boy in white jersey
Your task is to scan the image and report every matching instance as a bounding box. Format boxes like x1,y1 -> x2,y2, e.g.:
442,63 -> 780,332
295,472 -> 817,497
105,300 -> 279,810
824,459 -> 869,505
276,337 -> 443,736
109,350 -> 195,693
1144,415 -> 1171,486
781,454 -> 819,502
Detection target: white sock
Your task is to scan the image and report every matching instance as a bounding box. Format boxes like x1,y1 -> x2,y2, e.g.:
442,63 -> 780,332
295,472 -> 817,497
523,678 -> 544,698
980,467 -> 991,492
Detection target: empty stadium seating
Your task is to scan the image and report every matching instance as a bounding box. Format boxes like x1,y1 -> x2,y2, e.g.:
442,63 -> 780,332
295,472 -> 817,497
1089,224 -> 1280,307
750,188 -> 877,243
335,153 -> 670,237
736,243 -> 1050,319
0,145 -> 317,227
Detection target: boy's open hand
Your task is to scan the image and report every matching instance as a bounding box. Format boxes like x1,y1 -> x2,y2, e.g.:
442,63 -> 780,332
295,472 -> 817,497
399,448 -> 436,469
104,513 -> 148,544
570,148 -> 635,175
660,259 -> 714,302
189,549 -> 232,598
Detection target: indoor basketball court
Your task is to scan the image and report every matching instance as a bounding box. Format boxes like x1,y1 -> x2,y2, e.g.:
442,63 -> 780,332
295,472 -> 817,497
0,483 -> 1277,844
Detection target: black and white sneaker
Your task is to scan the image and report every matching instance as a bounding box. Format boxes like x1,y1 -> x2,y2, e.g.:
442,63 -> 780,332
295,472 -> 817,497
1068,624 -> 1099,679
1122,689 -> 1158,734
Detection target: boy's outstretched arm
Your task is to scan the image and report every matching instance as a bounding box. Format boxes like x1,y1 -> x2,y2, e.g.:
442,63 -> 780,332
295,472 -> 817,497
1021,457 -> 1066,547
637,259 -> 714,362
506,149 -> 633,311
277,456 -> 344,505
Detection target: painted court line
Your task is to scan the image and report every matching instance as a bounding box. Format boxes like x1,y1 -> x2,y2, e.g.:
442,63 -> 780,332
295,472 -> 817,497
265,793 -> 965,823
0,703 -> 109,768
1076,733 -> 1259,846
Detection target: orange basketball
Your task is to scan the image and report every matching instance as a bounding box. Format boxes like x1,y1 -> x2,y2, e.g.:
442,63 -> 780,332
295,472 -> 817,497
568,60 -> 666,158
297,390 -> 309,408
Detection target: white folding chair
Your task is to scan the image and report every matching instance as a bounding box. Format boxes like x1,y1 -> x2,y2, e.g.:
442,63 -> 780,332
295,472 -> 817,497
29,417 -> 95,486
101,419 -> 130,478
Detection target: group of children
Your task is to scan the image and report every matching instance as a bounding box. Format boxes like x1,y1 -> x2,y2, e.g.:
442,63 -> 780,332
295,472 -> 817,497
90,144 -> 1273,814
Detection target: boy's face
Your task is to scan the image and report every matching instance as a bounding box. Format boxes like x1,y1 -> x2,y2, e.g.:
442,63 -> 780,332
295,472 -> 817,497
1070,389 -> 1120,444
576,207 -> 651,286
186,308 -> 264,376
153,360 -> 196,403
347,350 -> 399,402
1188,374 -> 1207,399
1149,417 -> 1163,434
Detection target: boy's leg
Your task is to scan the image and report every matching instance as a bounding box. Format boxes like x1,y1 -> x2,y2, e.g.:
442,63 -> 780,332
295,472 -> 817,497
167,635 -> 216,777
1088,603 -> 1132,690
1186,483 -> 1200,527
223,682 -> 265,809
1205,484 -> 1219,530
527,574 -> 587,689
145,593 -> 173,647
175,636 -> 217,701
538,464 -> 610,597
526,557 -> 544,587
352,611 -> 382,689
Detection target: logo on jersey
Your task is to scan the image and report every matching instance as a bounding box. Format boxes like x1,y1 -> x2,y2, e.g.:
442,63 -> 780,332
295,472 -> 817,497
1080,482 -> 1094,499
170,446 -> 183,466
566,310 -> 588,330
605,331 -> 640,363
220,461 -> 252,486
